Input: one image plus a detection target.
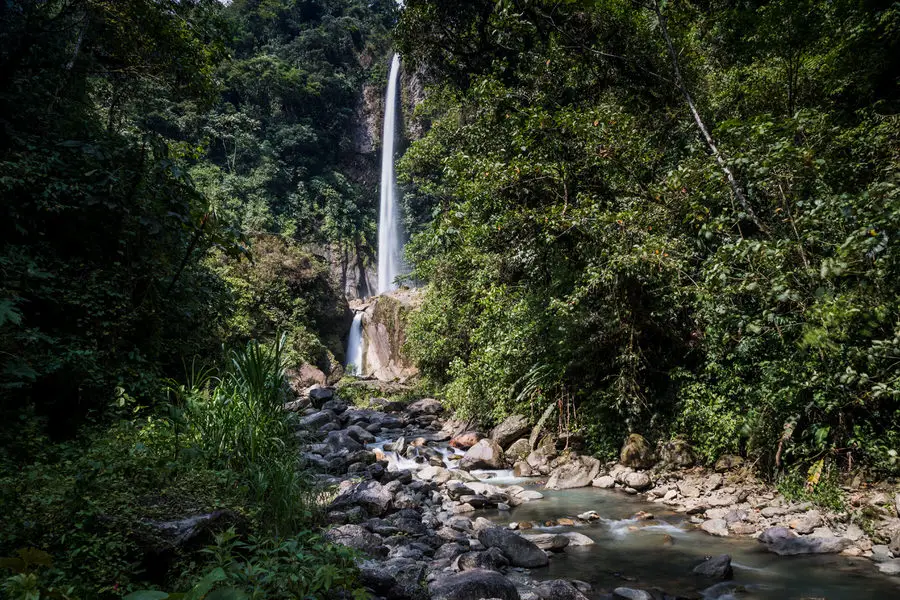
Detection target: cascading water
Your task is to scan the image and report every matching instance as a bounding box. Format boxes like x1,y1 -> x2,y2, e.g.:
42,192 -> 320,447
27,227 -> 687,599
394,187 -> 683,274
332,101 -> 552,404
344,312 -> 364,375
377,53 -> 402,294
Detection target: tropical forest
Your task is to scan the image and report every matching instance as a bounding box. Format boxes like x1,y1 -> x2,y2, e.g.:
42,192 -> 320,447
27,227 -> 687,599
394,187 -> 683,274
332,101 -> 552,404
1,0 -> 899,599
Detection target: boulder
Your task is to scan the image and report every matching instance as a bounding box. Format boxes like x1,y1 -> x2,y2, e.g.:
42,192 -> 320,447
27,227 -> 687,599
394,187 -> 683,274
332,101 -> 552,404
450,431 -> 483,450
460,439 -> 506,470
329,480 -> 392,517
619,434 -> 655,469
592,476 -> 616,489
758,526 -> 851,555
491,414 -> 531,448
407,398 -> 443,416
506,438 -> 532,461
692,554 -> 733,579
561,532 -> 595,546
788,511 -> 824,535
455,547 -> 510,572
658,439 -> 696,467
520,533 -> 570,551
613,589 -> 653,600
359,558 -> 428,600
298,410 -> 335,430
478,527 -> 549,568
286,364 -> 326,393
623,472 -> 652,491
546,456 -> 602,490
308,385 -> 335,407
325,429 -> 364,453
700,519 -> 729,537
325,524 -> 387,557
513,461 -> 534,477
536,580 -> 591,600
429,569 -> 520,600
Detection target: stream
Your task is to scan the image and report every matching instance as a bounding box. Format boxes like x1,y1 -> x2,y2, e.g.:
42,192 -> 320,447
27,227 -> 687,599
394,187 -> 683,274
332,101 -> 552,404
373,434 -> 900,599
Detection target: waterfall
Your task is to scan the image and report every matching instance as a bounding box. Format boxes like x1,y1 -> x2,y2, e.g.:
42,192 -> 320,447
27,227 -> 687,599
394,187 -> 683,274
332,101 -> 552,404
377,53 -> 402,294
345,312 -> 364,375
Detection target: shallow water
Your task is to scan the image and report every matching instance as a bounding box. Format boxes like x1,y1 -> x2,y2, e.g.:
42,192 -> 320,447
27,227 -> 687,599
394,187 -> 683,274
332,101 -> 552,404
480,486 -> 899,599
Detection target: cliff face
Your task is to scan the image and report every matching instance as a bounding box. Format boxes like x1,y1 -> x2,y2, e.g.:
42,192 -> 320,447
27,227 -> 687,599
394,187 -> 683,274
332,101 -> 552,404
353,288 -> 422,381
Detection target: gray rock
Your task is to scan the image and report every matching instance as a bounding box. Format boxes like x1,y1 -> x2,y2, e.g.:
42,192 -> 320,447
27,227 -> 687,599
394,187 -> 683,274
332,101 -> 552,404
478,527 -> 549,568
692,554 -> 733,579
460,438 -> 506,470
678,482 -> 701,498
714,454 -> 744,472
492,414 -> 531,448
788,511 -> 823,534
435,542 -> 469,561
890,530 -> 900,556
308,385 -> 335,407
876,559 -> 900,576
320,399 -> 348,414
612,588 -> 653,600
455,547 -> 510,572
872,544 -> 893,562
298,410 -> 335,430
561,532 -> 595,546
657,439 -> 695,467
546,457 -> 602,490
430,569 -> 520,600
592,475 -> 616,489
325,524 -> 387,557
519,533 -> 570,551
329,479 -> 392,517
407,398 -> 444,416
535,580 -> 591,600
623,472 -> 652,491
325,429 -> 364,453
758,526 -> 851,555
700,519 -> 729,537
360,557 -> 428,600
507,438 -> 532,462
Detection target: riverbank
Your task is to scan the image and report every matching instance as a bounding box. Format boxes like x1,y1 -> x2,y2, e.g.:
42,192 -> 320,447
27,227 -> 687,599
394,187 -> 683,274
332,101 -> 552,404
293,387 -> 900,598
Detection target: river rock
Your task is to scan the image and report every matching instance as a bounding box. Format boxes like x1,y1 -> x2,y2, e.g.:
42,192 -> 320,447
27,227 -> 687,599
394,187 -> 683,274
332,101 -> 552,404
507,438 -> 532,461
536,580 -> 591,600
407,398 -> 444,416
491,414 -> 531,448
876,559 -> 900,576
619,434 -> 655,469
613,588 -> 653,600
623,471 -> 652,491
478,527 -> 549,568
592,475 -> 616,489
455,547 -> 510,572
546,456 -> 602,490
460,438 -> 505,470
758,526 -> 851,555
788,511 -> 823,534
513,461 -> 533,477
430,569 -> 520,600
325,524 -> 387,557
359,557 -> 428,600
308,385 -> 335,407
520,533 -> 570,551
450,431 -> 483,450
329,479 -> 392,517
561,532 -> 595,546
700,519 -> 729,537
298,410 -> 335,430
692,554 -> 733,579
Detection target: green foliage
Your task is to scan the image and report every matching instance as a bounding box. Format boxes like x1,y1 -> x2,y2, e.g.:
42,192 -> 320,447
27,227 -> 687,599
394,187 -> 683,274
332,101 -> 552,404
397,0 -> 900,474
776,462 -> 846,512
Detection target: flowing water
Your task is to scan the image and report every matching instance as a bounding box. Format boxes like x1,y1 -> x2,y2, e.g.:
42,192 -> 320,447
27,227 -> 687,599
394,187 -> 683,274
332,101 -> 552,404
370,434 -> 899,599
344,312 -> 364,375
377,53 -> 403,294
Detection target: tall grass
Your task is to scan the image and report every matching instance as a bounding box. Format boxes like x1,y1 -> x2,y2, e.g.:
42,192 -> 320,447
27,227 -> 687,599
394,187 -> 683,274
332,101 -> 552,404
172,335 -> 317,534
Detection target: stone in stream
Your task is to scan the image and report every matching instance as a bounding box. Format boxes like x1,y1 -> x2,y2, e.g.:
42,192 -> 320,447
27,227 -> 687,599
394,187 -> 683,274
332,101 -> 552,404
612,588 -> 653,600
692,554 -> 733,579
513,460 -> 533,477
478,527 -> 549,568
459,438 -> 506,470
619,433 -> 655,469
592,475 -> 616,489
623,472 -> 652,491
429,569 -> 520,600
520,532 -> 570,552
359,557 -> 428,600
450,431 -> 483,450
699,519 -> 729,537
507,438 -> 532,461
757,526 -> 851,555
561,532 -> 595,546
535,579 -> 591,600
406,398 -> 444,416
491,414 -> 531,448
454,547 -> 510,572
545,456 -> 602,490
297,410 -> 335,430
876,559 -> 900,576
329,479 -> 392,517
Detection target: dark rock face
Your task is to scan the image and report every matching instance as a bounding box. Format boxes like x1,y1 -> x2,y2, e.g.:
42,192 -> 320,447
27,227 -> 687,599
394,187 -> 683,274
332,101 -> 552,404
478,527 -> 549,568
658,439 -> 696,467
460,439 -> 506,470
429,569 -> 521,600
619,433 -> 655,469
692,554 -> 733,579
298,410 -> 335,430
360,557 -> 428,600
536,580 -> 591,600
329,480 -> 393,517
308,385 -> 335,407
491,414 -> 530,448
455,547 -> 510,572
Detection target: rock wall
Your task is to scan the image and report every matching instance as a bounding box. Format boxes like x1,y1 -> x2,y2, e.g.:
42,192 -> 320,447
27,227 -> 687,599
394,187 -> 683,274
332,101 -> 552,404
354,288 -> 422,381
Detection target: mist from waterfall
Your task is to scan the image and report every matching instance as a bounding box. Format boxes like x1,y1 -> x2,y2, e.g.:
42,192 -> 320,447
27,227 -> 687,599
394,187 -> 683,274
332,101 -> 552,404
377,53 -> 402,294
345,312 -> 364,375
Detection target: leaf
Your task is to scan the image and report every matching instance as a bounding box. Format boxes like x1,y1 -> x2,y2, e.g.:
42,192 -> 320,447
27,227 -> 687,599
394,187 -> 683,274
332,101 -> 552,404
17,548 -> 53,568
124,592 -> 170,600
206,589 -> 249,600
805,458 -> 824,492
184,567 -> 227,600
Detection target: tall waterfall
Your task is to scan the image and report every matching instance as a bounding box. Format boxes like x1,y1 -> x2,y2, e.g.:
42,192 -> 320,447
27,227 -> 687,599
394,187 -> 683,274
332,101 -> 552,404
345,312 -> 364,375
377,53 -> 402,294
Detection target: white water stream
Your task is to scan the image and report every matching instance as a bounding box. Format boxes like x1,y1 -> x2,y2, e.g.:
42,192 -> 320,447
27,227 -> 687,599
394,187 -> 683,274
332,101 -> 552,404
344,312 -> 364,375
377,53 -> 403,294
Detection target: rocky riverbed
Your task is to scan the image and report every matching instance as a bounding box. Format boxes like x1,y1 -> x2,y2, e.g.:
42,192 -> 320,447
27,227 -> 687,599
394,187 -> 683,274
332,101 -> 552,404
291,386 -> 900,599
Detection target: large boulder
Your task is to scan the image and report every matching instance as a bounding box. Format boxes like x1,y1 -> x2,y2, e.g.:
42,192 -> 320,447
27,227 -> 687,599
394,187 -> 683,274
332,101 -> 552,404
478,527 -> 549,568
325,429 -> 364,453
545,456 -> 602,490
460,439 -> 506,470
308,385 -> 335,408
520,533 -> 570,551
407,397 -> 444,416
491,414 -> 530,448
360,291 -> 421,381
658,439 -> 696,468
359,558 -> 428,600
536,580 -> 591,600
430,569 -> 520,600
506,438 -> 531,461
758,527 -> 851,555
329,480 -> 392,517
450,431 -> 483,450
455,547 -> 510,572
619,434 -> 655,469
325,524 -> 387,557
